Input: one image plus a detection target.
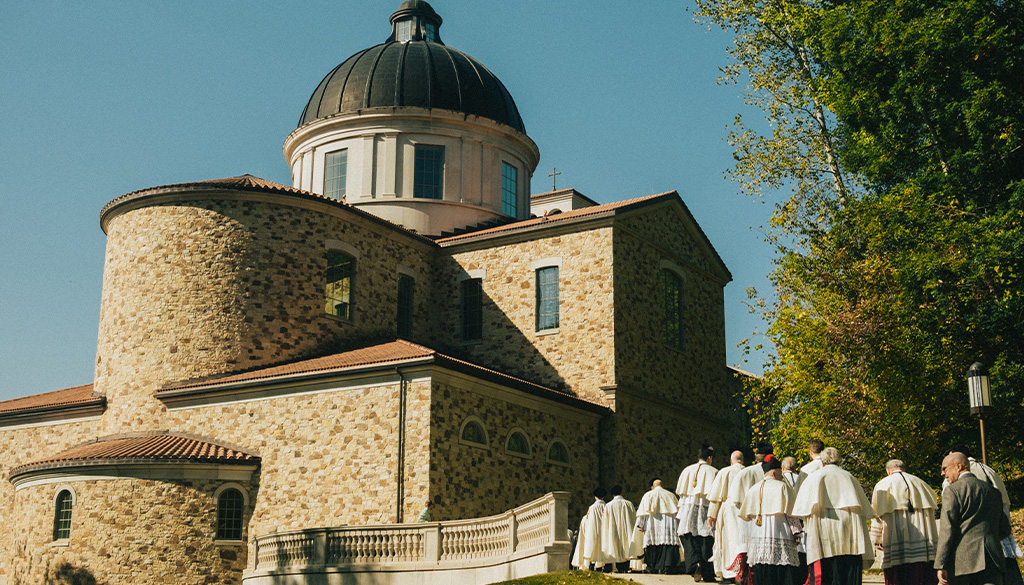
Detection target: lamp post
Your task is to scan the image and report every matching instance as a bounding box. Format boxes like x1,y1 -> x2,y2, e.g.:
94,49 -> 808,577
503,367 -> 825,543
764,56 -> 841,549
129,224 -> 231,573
966,362 -> 992,465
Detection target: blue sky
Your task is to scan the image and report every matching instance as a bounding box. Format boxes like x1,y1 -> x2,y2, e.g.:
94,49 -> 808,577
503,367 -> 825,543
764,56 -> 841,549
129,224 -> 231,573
0,0 -> 778,401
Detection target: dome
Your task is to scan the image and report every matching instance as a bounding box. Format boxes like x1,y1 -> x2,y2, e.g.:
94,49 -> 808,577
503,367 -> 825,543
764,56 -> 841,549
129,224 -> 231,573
298,0 -> 525,133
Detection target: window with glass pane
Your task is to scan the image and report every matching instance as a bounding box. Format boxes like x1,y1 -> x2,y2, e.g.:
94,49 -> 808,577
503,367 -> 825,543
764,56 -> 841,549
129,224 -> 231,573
662,269 -> 684,350
502,162 -> 518,216
324,149 -> 347,200
397,275 -> 414,338
217,489 -> 245,540
397,20 -> 412,41
535,267 -> 559,331
326,251 -> 354,319
461,278 -> 483,342
424,23 -> 437,42
507,431 -> 530,455
413,145 -> 445,199
461,420 -> 487,445
53,490 -> 73,540
548,441 -> 570,464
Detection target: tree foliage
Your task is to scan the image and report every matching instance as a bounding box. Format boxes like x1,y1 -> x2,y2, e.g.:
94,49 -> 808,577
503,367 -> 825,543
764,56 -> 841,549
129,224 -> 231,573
698,0 -> 1024,484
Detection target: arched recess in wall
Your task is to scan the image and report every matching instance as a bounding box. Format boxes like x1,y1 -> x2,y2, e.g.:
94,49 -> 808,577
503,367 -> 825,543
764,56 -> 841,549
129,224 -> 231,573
546,439 -> 571,467
658,259 -> 686,352
52,484 -> 77,542
458,415 -> 489,448
504,427 -> 532,458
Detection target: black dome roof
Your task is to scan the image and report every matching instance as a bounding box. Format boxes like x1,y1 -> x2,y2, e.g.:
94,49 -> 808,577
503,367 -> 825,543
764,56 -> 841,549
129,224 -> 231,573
298,1 -> 525,133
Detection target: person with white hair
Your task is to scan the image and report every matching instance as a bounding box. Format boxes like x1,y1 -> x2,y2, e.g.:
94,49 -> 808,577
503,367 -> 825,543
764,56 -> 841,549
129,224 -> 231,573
792,447 -> 875,584
708,450 -> 747,583
870,459 -> 939,585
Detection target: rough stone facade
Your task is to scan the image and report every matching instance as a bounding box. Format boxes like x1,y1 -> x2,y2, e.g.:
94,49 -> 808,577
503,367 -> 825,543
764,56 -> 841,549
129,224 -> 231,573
8,476 -> 251,585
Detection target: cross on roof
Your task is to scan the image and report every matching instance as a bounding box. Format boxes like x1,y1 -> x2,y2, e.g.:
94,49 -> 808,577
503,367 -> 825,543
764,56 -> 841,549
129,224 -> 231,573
547,167 -> 561,191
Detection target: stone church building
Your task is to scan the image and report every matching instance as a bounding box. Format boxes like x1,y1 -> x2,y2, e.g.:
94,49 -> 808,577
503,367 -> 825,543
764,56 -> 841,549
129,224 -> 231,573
0,2 -> 736,583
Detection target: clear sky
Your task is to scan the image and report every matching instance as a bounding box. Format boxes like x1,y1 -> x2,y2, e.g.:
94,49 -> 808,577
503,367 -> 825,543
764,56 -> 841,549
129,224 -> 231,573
0,0 -> 777,402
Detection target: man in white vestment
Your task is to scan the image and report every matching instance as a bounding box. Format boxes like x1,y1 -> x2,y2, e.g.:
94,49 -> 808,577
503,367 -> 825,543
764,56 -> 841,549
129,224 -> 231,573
677,443 -> 718,581
727,442 -> 772,585
871,459 -> 939,585
572,487 -> 610,571
709,450 -> 746,583
603,485 -> 637,573
794,438 -> 825,491
947,446 -> 1024,585
739,454 -> 802,585
782,457 -> 798,487
792,447 -> 875,585
636,478 -> 680,574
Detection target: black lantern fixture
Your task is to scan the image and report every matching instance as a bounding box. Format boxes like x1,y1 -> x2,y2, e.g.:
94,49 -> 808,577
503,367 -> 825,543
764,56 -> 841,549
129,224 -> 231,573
966,362 -> 991,464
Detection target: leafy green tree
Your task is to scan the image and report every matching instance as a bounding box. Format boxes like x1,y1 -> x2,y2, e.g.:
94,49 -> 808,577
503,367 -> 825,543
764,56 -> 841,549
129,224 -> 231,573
699,0 -> 1024,484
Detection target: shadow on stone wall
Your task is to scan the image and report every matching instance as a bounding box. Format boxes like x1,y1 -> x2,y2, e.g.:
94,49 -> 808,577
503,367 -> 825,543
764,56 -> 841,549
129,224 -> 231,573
47,563 -> 100,585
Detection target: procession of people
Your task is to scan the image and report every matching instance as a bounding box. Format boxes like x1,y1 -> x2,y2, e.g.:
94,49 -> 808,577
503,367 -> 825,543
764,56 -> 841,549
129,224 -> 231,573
570,440 -> 1023,585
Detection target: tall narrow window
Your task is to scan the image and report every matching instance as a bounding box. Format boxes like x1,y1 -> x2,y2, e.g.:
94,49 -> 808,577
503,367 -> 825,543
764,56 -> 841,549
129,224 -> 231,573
461,278 -> 483,342
536,267 -> 560,331
53,490 -> 73,541
326,250 -> 354,320
324,149 -> 348,200
424,23 -> 438,43
414,145 -> 445,199
217,488 -> 245,540
396,20 -> 412,41
662,269 -> 684,350
501,162 -> 518,216
397,275 -> 414,338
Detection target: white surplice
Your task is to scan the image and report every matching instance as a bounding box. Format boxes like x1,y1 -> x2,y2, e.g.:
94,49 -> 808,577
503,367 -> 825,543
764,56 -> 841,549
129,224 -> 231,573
572,499 -> 610,568
792,464 -> 875,568
738,477 -> 801,567
870,470 -> 938,568
603,495 -> 637,563
707,462 -> 746,579
635,486 -> 680,547
676,460 -> 717,537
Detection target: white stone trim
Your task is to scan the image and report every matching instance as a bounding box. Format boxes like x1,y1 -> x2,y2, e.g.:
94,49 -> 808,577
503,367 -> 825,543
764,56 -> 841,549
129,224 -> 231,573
530,257 -> 562,270
0,414 -> 102,431
214,482 -> 250,508
396,264 -> 419,279
504,427 -> 532,459
458,415 -> 489,449
534,328 -> 559,337
325,239 -> 360,259
545,439 -> 571,467
51,484 -> 78,507
659,258 -> 686,279
456,269 -> 487,282
13,463 -> 259,491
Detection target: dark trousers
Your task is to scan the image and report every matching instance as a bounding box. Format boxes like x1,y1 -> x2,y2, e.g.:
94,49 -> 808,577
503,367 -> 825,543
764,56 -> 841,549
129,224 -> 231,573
1005,558 -> 1024,585
682,533 -> 715,579
807,555 -> 862,585
645,544 -> 681,574
883,561 -> 939,585
752,563 -> 797,585
614,561 -> 630,573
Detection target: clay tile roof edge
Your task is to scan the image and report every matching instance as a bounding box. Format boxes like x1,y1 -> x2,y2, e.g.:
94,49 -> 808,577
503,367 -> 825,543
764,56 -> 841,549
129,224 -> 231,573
0,383 -> 105,418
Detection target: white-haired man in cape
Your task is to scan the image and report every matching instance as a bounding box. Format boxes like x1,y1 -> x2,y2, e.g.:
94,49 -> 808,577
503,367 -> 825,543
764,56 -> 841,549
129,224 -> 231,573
871,459 -> 939,585
708,450 -> 746,583
792,447 -> 875,585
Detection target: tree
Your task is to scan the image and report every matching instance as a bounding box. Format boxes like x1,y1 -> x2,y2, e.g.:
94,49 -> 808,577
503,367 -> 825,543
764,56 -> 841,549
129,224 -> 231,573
699,0 -> 1024,484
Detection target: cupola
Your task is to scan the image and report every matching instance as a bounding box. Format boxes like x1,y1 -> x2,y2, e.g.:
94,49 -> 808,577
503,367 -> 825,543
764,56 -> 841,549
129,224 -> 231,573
284,0 -> 540,238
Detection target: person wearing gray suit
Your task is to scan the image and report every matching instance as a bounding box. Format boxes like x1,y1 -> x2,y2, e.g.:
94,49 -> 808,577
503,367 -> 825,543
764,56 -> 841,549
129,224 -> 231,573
935,452 -> 1012,585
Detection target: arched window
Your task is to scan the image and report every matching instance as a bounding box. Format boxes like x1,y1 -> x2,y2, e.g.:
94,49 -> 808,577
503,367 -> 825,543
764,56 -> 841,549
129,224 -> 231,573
459,416 -> 489,448
53,489 -> 74,541
661,268 -> 684,350
216,488 -> 246,541
505,429 -> 531,457
326,250 -> 355,320
547,440 -> 571,466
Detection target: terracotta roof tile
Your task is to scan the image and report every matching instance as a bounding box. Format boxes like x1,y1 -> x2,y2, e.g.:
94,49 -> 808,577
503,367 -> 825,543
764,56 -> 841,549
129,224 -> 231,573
161,339 -> 437,391
438,191 -> 678,244
157,340 -> 607,414
100,175 -> 438,246
0,383 -> 102,416
10,432 -> 259,477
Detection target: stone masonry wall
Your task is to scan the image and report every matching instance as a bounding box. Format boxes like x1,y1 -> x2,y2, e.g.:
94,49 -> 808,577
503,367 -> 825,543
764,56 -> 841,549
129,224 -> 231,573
433,227 -> 616,403
0,419 -> 100,582
162,378 -> 433,547
95,194 -> 434,433
427,372 -> 604,523
611,203 -> 733,493
8,476 -> 251,585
